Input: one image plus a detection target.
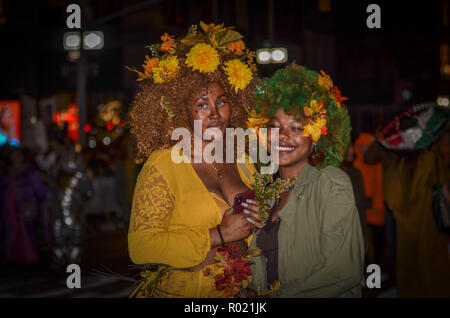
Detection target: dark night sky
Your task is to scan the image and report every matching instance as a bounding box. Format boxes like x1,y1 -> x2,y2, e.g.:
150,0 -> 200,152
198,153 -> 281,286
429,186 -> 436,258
0,0 -> 448,106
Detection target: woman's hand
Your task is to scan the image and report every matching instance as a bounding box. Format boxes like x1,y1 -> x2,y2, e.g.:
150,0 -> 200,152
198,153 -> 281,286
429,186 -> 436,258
193,239 -> 248,271
220,199 -> 262,243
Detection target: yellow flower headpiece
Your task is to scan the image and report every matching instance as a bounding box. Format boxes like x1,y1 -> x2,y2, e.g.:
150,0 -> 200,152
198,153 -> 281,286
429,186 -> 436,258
126,22 -> 257,93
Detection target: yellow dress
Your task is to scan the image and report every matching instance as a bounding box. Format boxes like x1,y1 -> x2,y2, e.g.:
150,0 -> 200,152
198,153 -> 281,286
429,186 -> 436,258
128,147 -> 256,297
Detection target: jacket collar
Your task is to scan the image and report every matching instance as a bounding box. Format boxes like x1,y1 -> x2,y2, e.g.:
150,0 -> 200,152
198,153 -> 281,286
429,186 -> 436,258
291,163 -> 320,194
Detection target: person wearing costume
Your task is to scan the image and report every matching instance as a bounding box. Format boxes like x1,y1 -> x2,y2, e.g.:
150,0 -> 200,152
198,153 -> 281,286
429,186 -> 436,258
247,64 -> 365,297
127,22 -> 262,297
365,104 -> 450,297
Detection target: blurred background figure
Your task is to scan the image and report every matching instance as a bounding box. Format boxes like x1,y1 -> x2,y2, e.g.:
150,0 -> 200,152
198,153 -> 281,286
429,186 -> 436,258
354,132 -> 386,265
340,142 -> 370,255
0,146 -> 50,265
365,103 -> 450,297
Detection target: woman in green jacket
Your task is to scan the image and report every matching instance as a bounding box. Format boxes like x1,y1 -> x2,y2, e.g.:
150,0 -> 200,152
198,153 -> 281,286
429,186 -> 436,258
248,64 -> 365,297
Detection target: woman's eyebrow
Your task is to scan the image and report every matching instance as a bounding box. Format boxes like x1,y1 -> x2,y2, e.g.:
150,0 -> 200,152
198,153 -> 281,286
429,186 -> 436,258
195,95 -> 208,101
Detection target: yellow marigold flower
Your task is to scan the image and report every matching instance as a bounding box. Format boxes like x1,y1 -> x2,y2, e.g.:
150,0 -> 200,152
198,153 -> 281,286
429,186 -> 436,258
160,32 -> 176,53
227,40 -> 246,56
185,43 -> 220,73
318,70 -> 334,90
223,59 -> 253,92
152,55 -> 180,83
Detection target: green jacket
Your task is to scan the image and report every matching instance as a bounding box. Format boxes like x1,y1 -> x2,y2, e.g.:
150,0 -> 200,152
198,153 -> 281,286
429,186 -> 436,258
249,163 -> 365,297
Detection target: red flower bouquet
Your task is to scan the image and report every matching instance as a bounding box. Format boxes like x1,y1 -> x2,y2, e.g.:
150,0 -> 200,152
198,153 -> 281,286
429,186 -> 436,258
204,244 -> 261,297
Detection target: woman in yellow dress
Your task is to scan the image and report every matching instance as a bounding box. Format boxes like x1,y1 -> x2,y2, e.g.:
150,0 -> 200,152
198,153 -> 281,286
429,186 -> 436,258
127,23 -> 262,297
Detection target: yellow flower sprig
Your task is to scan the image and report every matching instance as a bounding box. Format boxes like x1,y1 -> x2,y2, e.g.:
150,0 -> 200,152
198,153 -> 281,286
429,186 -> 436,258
252,171 -> 297,227
160,95 -> 174,118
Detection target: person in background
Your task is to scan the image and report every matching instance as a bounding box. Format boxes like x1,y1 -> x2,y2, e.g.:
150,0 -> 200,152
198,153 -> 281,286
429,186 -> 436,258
0,146 -> 49,264
364,133 -> 400,278
365,127 -> 450,297
341,142 -> 370,255
354,132 -> 386,264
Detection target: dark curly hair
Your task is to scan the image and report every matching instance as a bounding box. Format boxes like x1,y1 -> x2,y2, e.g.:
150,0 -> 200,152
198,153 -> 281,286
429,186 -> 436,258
128,52 -> 258,163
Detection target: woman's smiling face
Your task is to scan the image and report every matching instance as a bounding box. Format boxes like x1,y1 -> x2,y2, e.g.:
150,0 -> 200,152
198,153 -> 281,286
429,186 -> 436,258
267,108 -> 315,168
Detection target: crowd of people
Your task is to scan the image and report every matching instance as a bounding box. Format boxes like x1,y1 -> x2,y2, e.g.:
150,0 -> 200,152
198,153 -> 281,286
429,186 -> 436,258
343,127 -> 450,297
0,123 -> 129,269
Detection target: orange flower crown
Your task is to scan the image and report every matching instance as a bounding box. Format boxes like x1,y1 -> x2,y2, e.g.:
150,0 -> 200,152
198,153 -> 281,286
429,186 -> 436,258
126,22 -> 257,93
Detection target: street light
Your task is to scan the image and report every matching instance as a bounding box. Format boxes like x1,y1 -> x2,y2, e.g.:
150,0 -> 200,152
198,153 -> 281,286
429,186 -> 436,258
271,48 -> 287,63
63,29 -> 104,147
256,49 -> 272,64
83,31 -> 104,50
63,32 -> 81,50
437,96 -> 449,107
256,48 -> 288,64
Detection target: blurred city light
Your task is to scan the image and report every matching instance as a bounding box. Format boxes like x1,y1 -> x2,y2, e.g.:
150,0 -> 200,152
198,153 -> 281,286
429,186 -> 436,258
68,50 -> 81,62
0,132 -> 7,146
256,49 -> 272,64
64,217 -> 73,226
83,31 -> 104,50
402,88 -> 413,102
8,139 -> 19,147
441,64 -> 450,77
437,96 -> 449,107
88,138 -> 97,149
83,123 -> 92,133
257,48 -> 288,64
63,31 -> 81,50
271,48 -> 288,63
103,136 -> 111,145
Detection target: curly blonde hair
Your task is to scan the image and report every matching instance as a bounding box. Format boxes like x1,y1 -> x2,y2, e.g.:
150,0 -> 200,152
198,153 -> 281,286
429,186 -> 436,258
128,54 -> 258,163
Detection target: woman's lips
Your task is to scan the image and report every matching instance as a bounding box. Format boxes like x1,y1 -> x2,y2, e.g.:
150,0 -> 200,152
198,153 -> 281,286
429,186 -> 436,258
207,122 -> 224,128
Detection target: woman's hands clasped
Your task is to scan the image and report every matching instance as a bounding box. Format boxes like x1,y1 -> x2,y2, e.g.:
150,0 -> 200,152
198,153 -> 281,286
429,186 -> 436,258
220,199 -> 262,243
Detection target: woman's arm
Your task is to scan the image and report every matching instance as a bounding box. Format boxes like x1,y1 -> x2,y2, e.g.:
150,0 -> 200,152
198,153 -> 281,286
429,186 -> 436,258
128,163 -> 213,268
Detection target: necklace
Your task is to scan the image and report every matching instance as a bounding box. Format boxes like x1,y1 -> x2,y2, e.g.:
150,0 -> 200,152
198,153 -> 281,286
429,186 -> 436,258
209,163 -> 223,179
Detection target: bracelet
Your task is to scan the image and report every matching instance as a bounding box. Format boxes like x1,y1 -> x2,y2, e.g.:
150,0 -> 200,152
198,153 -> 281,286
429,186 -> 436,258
216,225 -> 225,247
